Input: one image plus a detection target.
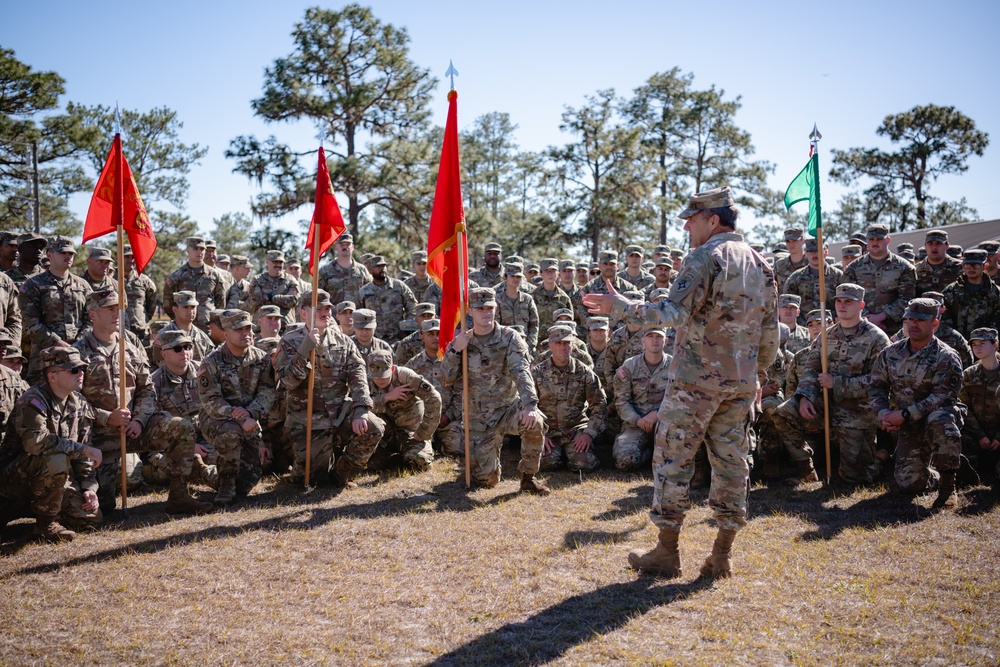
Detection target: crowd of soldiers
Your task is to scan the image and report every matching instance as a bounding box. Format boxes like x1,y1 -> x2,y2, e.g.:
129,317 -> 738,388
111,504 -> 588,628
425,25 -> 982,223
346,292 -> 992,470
0,208 -> 998,550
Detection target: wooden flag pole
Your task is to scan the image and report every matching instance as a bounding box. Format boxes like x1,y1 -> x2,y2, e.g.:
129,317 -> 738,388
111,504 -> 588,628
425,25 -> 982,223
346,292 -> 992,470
817,224 -> 833,485
113,134 -> 130,513
304,219 -> 320,490
457,222 -> 471,487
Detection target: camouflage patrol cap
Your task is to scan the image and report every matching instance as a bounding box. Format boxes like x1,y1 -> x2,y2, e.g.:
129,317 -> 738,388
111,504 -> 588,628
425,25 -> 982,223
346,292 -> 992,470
970,328 -> 998,342
897,242 -> 915,252
504,255 -> 524,266
977,241 -> 1000,254
669,249 -> 686,260
484,242 -> 502,253
217,254 -> 230,265
653,257 -> 673,268
222,310 -> 253,329
469,287 -> 497,309
539,258 -> 559,271
172,290 -> 198,307
336,232 -> 353,244
87,246 -> 113,261
504,263 -> 524,277
803,238 -> 819,252
257,305 -> 282,318
772,242 -> 789,253
624,244 -> 644,256
678,185 -> 734,220
783,227 -> 805,241
0,328 -> 12,346
598,250 -> 618,264
899,250 -> 915,261
49,235 -> 76,253
297,289 -> 333,309
208,309 -> 226,328
842,245 -> 862,257
413,302 -> 436,316
922,291 -> 944,304
411,250 -> 428,262
16,232 -> 45,246
835,283 -> 865,301
558,259 -> 576,271
654,244 -> 671,255
40,346 -> 87,371
805,309 -> 828,324
204,239 -> 217,249
778,294 -> 802,308
86,288 -> 119,310
546,325 -> 576,343
963,249 -> 987,264
849,233 -> 867,246
367,349 -> 394,379
3,345 -> 26,363
648,287 -> 671,302
527,263 -> 540,273
158,329 -> 193,351
231,255 -> 252,268
122,245 -> 134,256
286,257 -> 301,268
255,337 -> 281,355
924,230 -> 948,243
336,301 -> 356,315
903,298 -> 940,321
552,308 -> 574,321
642,327 -> 667,337
0,232 -> 15,245
420,318 -> 441,333
576,262 -> 589,271
352,308 -> 378,329
186,236 -> 206,248
642,260 -> 655,270
624,290 -> 644,300
865,224 -> 889,239
266,250 -> 286,262
587,316 -> 610,331
947,245 -> 964,259
364,254 -> 387,267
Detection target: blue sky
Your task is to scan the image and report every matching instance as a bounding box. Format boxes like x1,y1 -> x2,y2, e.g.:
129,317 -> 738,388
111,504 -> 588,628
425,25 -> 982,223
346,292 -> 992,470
3,0 -> 998,245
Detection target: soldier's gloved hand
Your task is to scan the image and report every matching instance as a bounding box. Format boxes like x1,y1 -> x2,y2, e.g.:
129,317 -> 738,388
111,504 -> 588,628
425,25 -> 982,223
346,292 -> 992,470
572,432 -> 593,453
107,408 -> 132,427
81,445 -> 103,467
82,490 -> 99,512
123,420 -> 143,438
799,397 -> 817,420
240,417 -> 259,434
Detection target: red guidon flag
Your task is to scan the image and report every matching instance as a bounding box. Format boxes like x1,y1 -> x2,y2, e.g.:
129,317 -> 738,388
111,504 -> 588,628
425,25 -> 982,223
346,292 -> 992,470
305,146 -> 346,276
427,89 -> 468,357
83,134 -> 156,273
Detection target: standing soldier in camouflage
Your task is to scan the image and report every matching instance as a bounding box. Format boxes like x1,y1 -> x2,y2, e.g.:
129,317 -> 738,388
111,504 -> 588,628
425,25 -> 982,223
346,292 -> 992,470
959,328 -> 1000,484
204,240 -> 233,294
942,249 -> 1000,340
619,245 -> 655,291
842,223 -> 917,334
580,250 -> 636,305
495,263 -> 540,353
335,301 -> 355,336
318,232 -> 372,305
404,250 -> 440,305
275,290 -> 385,487
604,312 -> 645,393
440,286 -> 550,494
586,185 -> 778,579
532,258 -> 574,335
977,241 -> 1000,284
534,326 -> 607,473
73,290 -> 211,515
470,242 -> 504,288
0,330 -> 28,434
611,328 -> 671,471
19,236 -> 92,385
163,237 -> 228,333
367,349 -> 441,472
149,291 -> 216,368
120,245 -> 157,345
777,294 -> 811,355
226,255 -> 253,309
0,232 -> 16,272
869,298 -> 965,508
890,291 -> 973,369
394,302 -> 437,366
405,319 -> 464,458
784,237 -> 843,325
772,227 -> 808,292
350,308 -> 393,362
284,258 -> 311,294
840,244 -> 862,270
80,246 -> 117,291
247,250 -> 301,326
0,347 -> 104,540
6,232 -> 46,289
357,255 -> 417,344
0,270 -> 20,354
915,229 -> 962,296
643,257 -> 674,299
198,310 -> 277,506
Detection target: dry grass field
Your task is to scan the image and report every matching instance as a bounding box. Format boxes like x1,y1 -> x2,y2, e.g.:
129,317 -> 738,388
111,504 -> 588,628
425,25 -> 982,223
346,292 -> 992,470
1,449 -> 998,666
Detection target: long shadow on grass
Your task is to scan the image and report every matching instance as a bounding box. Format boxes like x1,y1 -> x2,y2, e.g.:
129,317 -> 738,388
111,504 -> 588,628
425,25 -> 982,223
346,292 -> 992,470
424,577 -> 714,667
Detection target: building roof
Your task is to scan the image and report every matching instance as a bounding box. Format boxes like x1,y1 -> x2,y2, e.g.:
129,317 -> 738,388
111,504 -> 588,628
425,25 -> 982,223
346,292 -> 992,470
825,218 -> 1000,257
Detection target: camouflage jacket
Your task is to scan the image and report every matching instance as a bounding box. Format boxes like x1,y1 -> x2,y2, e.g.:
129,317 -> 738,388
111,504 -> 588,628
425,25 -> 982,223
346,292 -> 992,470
350,335 -> 393,363
80,271 -> 117,292
149,321 -> 216,369
226,278 -> 250,310
533,339 -> 594,370
394,330 -> 424,366
357,278 -> 417,342
73,330 -> 157,442
869,337 -> 963,421
470,266 -> 503,290
942,276 -> 1000,340
618,269 -> 655,291
784,263 -> 843,326
0,364 -> 29,434
531,284 -> 573,334
405,349 -> 463,422
318,259 -> 371,305
797,320 -> 890,427
495,287 -> 539,352
197,344 -> 276,424
891,323 -> 973,370
959,361 -> 1000,443
762,348 -> 792,403
587,343 -> 609,388
842,252 -> 917,330
19,270 -> 92,377
532,356 -> 607,438
440,324 -> 539,427
151,360 -> 201,428
276,326 -> 372,428
785,324 -> 812,356
403,274 -> 436,304
247,271 -> 301,323
773,254 -> 808,293
581,274 -> 636,297
0,270 -> 21,346
613,232 -> 778,395
163,263 -> 227,330
5,263 -> 43,290
785,344 -> 813,397
613,352 -> 672,427
915,256 -> 963,296
0,384 -> 96,493
604,324 -> 644,392
369,365 -> 441,441
643,281 -> 674,299
123,269 -> 157,340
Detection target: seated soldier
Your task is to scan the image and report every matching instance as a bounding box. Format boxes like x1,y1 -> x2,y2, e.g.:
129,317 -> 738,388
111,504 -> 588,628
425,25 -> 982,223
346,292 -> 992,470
149,290 -> 215,369
367,349 -> 441,472
612,328 -> 672,471
335,301 -> 356,336
404,319 -> 464,457
254,336 -> 293,477
960,328 -> 1000,484
207,309 -> 227,345
394,302 -> 437,365
255,305 -> 284,342
0,347 -> 103,540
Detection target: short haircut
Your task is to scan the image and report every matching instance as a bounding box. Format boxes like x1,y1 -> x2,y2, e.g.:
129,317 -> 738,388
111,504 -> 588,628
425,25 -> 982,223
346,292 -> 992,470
710,205 -> 739,229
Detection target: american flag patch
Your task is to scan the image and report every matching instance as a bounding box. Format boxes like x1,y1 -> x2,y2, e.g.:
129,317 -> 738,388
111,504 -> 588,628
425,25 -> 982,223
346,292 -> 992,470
29,398 -> 47,415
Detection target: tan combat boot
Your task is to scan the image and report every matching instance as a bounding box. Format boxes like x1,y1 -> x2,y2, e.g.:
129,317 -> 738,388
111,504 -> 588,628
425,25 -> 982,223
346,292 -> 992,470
932,472 -> 958,509
628,527 -> 682,578
519,473 -> 551,496
699,528 -> 738,579
332,457 -> 360,489
214,473 -> 237,508
784,458 -> 819,486
34,519 -> 76,543
166,476 -> 214,515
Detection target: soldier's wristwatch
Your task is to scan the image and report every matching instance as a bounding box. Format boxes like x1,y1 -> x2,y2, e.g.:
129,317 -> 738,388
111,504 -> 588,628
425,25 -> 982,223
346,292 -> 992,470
901,407 -> 911,422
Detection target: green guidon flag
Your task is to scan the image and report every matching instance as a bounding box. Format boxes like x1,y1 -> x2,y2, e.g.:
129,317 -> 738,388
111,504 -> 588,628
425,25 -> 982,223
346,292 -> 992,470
784,152 -> 822,235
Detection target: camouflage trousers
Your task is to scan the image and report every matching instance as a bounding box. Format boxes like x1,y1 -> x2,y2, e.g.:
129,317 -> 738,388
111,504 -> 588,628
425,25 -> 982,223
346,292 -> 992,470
650,380 -> 755,533
0,453 -> 102,528
539,426 -> 600,473
961,431 -> 1000,483
894,407 -> 965,494
468,401 -> 545,487
613,426 -> 654,471
433,420 -> 465,458
765,397 -> 824,463
201,417 -> 267,497
141,421 -> 219,487
94,412 -> 197,512
367,421 -> 433,473
285,413 -> 385,486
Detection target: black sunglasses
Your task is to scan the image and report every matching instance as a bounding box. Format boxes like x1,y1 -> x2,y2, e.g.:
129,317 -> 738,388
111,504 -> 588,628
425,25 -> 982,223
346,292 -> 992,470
169,344 -> 194,352
64,366 -> 86,375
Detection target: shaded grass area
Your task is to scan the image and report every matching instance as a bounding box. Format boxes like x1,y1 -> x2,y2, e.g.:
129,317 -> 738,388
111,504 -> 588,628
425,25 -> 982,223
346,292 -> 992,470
1,449 -> 998,666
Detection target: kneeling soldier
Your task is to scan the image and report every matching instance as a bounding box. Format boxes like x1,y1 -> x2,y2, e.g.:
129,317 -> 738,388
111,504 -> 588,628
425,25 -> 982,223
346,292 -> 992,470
367,349 -> 441,472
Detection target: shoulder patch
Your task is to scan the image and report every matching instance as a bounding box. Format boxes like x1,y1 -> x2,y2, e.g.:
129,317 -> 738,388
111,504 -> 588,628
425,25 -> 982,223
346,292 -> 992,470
29,398 -> 47,415
617,367 -> 628,379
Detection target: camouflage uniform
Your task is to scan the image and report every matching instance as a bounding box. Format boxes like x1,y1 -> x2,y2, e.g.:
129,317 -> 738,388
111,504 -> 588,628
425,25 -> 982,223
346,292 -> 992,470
357,278 -> 417,343
495,286 -> 540,352
470,266 -> 503,290
773,254 -> 808,293
247,270 -> 301,325
534,354 -> 607,472
604,324 -> 644,393
0,383 -> 101,530
123,269 -> 157,344
403,274 -> 437,304
150,358 -> 219,488
318,259 -> 372,305
226,278 -> 251,310
784,263 -> 843,326
612,350 -> 670,470
0,271 -> 21,347
842,252 -> 917,333
0,364 -> 30,437
5,264 -> 43,290
148,321 -> 216,368
532,285 -> 573,335
891,324 -> 973,370
163,263 -> 227,331
350,329 -> 394,364
618,268 -> 655,291
367,358 -> 441,472
19,269 -> 92,384
958,347 -> 1000,480
785,324 -> 812,356
439,322 -> 545,487
405,348 -> 464,457
942,276 -> 1000,340
275,325 -> 385,485
915,257 -> 963,296
869,336 -> 964,494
